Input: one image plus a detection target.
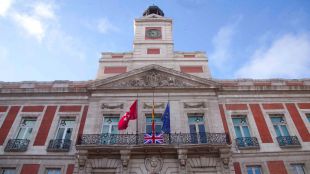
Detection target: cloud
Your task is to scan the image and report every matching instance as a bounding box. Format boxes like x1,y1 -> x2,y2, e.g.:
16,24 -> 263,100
13,13 -> 45,41
0,0 -> 13,17
97,17 -> 119,34
210,18 -> 241,70
235,33 -> 310,79
33,2 -> 56,19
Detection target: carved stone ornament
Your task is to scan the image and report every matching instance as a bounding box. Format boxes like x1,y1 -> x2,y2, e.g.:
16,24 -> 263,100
143,103 -> 165,109
107,70 -> 197,88
184,102 -> 205,108
101,103 -> 124,110
144,156 -> 163,174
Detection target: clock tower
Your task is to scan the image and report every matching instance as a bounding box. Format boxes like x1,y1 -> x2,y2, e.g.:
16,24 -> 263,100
133,5 -> 174,58
97,5 -> 211,79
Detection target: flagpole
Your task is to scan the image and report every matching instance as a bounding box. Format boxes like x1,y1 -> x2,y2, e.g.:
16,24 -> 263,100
136,93 -> 138,135
152,87 -> 155,142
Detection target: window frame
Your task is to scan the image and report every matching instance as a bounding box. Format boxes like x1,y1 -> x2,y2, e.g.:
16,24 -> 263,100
45,168 -> 61,174
14,117 -> 37,140
0,168 -> 17,174
290,163 -> 306,174
232,115 -> 252,138
145,113 -> 163,134
101,114 -> 120,134
246,165 -> 263,174
269,114 -> 291,137
187,113 -> 205,133
55,118 -> 76,140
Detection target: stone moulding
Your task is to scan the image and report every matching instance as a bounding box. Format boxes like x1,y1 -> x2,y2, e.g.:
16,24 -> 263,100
101,103 -> 124,110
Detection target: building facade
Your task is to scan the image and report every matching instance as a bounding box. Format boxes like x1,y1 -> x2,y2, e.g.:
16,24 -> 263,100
0,6 -> 310,174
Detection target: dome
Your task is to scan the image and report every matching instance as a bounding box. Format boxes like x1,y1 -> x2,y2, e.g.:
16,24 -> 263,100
143,5 -> 164,17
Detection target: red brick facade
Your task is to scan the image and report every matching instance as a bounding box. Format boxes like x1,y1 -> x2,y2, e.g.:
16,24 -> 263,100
20,164 -> 40,174
180,66 -> 203,73
250,104 -> 273,143
147,48 -> 160,54
104,66 -> 127,74
267,161 -> 288,174
33,106 -> 57,146
233,162 -> 242,174
0,106 -> 20,145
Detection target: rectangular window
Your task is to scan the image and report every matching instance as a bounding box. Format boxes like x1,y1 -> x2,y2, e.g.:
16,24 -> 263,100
232,116 -> 251,138
55,119 -> 75,140
247,166 -> 262,174
145,113 -> 162,134
1,168 -> 16,174
291,164 -> 305,174
102,114 -> 120,134
46,168 -> 61,174
270,114 -> 290,137
188,113 -> 206,143
16,118 -> 36,139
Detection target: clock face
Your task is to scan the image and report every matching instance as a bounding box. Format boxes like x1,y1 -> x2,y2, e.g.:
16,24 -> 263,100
146,29 -> 161,39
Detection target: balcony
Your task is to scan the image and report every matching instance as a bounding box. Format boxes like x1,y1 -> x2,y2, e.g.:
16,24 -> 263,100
235,137 -> 259,149
276,136 -> 301,147
47,139 -> 71,152
4,139 -> 30,152
78,132 -> 228,146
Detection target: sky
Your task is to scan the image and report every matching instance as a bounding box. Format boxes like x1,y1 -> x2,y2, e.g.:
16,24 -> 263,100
0,0 -> 310,82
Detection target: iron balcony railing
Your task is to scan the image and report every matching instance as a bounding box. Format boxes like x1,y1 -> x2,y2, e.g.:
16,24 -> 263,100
47,139 -> 72,152
4,139 -> 30,152
235,137 -> 259,149
78,132 -> 228,145
276,136 -> 301,147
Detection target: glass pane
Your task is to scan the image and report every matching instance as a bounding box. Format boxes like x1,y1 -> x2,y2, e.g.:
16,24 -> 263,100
188,116 -> 203,123
232,118 -> 241,125
242,126 -> 251,137
234,126 -> 242,138
64,128 -> 72,140
254,167 -> 262,174
16,128 -> 26,139
24,120 -> 36,127
146,125 -> 152,134
271,117 -> 282,124
155,125 -> 161,134
273,125 -> 282,137
198,124 -> 205,133
102,125 -> 109,134
247,167 -> 253,174
2,168 -> 16,174
47,169 -> 61,174
281,125 -> 290,136
24,128 -> 33,139
56,128 -> 65,139
307,115 -> 310,122
111,125 -> 118,134
189,125 -> 196,133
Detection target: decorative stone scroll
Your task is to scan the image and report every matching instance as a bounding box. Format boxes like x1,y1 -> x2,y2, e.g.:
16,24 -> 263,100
145,156 -> 163,174
143,103 -> 165,109
108,70 -> 197,88
101,103 -> 123,110
184,102 -> 205,108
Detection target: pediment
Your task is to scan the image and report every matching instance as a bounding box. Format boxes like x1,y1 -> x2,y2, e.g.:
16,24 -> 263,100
89,65 -> 221,90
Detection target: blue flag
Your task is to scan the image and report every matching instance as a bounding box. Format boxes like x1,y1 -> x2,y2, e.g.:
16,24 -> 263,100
161,103 -> 170,133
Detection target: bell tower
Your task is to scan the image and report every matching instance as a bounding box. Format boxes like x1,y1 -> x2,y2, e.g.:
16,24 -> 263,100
133,6 -> 174,58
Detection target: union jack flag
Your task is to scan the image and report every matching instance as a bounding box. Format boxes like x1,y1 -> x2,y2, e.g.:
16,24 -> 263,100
144,133 -> 164,144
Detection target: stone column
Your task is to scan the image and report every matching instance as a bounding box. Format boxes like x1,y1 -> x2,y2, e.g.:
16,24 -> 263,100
177,149 -> 188,174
